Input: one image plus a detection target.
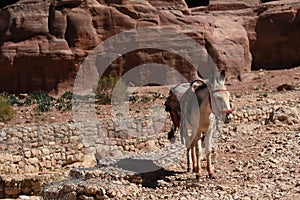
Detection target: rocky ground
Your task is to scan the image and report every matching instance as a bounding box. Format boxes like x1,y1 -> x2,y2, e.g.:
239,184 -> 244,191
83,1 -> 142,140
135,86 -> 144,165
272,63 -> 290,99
2,67 -> 300,199
40,67 -> 300,199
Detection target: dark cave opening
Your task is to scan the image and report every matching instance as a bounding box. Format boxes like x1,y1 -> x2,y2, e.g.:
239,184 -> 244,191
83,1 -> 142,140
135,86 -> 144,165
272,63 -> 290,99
185,0 -> 209,8
261,0 -> 276,3
0,0 -> 19,9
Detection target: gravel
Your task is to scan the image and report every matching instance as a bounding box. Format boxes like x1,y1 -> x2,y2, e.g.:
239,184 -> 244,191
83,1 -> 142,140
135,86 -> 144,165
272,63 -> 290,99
42,90 -> 300,199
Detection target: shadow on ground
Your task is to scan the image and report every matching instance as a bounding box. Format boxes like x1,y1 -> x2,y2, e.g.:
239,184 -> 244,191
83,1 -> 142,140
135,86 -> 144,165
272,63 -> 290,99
114,158 -> 185,188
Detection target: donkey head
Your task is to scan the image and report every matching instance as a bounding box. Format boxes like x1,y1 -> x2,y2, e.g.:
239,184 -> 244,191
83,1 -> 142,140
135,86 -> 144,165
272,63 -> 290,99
208,70 -> 232,123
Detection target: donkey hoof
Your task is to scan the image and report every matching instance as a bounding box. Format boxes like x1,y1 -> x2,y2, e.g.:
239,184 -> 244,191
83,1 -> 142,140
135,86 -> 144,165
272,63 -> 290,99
187,168 -> 193,173
193,167 -> 199,173
207,173 -> 216,179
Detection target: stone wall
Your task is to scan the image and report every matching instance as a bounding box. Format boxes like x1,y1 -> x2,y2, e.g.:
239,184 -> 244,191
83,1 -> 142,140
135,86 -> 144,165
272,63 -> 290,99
0,99 -> 280,175
0,109 -> 168,198
0,114 -> 167,175
0,173 -> 61,198
0,123 -> 81,174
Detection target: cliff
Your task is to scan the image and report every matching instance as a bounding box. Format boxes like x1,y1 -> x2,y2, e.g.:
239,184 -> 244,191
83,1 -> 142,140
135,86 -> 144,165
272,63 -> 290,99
0,0 -> 299,93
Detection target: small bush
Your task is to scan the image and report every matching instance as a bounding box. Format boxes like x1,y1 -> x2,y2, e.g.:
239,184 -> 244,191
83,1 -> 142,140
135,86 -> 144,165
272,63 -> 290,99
29,91 -> 55,112
111,80 -> 128,104
152,92 -> 165,100
0,97 -> 15,122
37,101 -> 51,112
60,91 -> 73,101
0,93 -> 20,106
129,95 -> 139,103
22,97 -> 32,106
95,75 -> 127,104
56,91 -> 73,112
30,90 -> 55,103
141,95 -> 151,103
262,93 -> 268,98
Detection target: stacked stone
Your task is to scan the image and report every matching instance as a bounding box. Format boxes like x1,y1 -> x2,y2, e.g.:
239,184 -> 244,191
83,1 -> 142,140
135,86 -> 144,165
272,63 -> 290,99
0,113 -> 170,175
0,123 -> 82,174
0,173 -> 63,198
232,102 -> 299,125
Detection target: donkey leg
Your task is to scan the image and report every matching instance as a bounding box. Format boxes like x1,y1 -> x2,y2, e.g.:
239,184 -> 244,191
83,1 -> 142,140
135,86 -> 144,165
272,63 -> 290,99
187,148 -> 192,173
191,145 -> 197,173
206,152 -> 214,178
205,130 -> 214,178
195,140 -> 202,178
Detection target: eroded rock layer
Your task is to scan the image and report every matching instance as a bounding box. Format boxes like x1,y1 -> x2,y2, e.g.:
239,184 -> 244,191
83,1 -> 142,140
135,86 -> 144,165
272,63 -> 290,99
0,0 -> 299,93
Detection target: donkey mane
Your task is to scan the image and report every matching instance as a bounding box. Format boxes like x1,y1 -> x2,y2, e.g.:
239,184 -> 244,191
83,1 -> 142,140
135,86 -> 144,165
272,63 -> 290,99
190,80 -> 209,107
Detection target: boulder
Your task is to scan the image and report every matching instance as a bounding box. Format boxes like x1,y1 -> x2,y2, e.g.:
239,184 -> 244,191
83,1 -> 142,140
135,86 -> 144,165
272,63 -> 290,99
269,106 -> 300,124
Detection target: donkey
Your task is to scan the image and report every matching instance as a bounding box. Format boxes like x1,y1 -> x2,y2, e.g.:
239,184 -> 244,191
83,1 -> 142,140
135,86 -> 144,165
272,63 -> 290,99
165,70 -> 232,178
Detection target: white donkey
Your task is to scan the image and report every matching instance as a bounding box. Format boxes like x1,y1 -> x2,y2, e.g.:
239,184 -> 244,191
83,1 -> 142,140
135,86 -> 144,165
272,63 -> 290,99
165,70 -> 232,178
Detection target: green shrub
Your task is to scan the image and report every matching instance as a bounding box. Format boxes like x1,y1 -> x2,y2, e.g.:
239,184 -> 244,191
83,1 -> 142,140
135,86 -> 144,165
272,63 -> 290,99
111,80 -> 128,104
152,92 -> 165,100
60,91 -> 73,101
141,95 -> 151,103
0,97 -> 15,122
56,91 -> 73,112
29,91 -> 55,112
22,97 -> 32,106
37,101 -> 51,112
30,91 -> 55,103
0,93 -> 20,106
95,75 -> 127,104
129,95 -> 139,103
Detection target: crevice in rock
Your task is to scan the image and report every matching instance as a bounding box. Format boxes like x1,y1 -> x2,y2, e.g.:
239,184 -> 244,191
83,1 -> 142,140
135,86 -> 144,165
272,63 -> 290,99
185,0 -> 209,8
261,0 -> 276,3
65,17 -> 77,48
0,0 -> 19,9
48,4 -> 67,39
51,0 -> 83,9
105,0 -> 123,4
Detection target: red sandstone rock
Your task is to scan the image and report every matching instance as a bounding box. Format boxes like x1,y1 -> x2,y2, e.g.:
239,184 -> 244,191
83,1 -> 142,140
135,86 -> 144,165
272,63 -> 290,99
251,3 -> 300,69
0,0 -> 299,93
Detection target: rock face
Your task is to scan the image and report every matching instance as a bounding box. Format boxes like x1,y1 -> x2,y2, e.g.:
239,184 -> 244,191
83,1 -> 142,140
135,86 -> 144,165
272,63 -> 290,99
251,2 -> 300,69
0,0 -> 299,93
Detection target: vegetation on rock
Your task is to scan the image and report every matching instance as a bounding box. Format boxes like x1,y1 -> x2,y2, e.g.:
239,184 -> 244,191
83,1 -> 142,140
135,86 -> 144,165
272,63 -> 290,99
0,95 -> 15,122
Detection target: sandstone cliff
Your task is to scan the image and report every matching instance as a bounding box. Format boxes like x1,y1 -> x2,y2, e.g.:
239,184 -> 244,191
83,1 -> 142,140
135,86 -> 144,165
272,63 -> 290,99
0,0 -> 299,93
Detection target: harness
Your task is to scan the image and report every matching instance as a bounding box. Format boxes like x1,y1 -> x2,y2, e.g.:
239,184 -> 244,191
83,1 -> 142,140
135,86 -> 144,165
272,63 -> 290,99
209,89 -> 232,115
165,81 -> 232,143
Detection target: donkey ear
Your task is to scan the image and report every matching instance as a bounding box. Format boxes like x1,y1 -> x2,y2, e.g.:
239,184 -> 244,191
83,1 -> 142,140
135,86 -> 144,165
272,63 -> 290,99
209,70 -> 216,84
220,70 -> 226,82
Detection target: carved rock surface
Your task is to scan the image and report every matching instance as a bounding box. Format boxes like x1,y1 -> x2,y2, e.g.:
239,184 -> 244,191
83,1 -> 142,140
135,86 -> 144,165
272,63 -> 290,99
0,0 -> 299,93
251,2 -> 300,69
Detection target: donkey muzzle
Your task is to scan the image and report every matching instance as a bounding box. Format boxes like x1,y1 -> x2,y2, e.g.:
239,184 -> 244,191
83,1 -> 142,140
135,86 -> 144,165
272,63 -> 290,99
225,109 -> 233,124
